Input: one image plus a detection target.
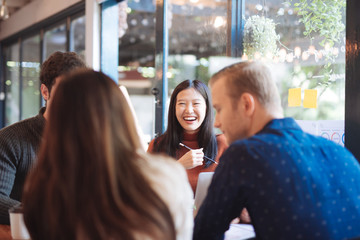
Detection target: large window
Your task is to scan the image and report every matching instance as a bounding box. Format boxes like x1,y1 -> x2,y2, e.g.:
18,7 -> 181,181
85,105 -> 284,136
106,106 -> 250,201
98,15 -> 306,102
22,34 -> 41,120
103,0 -> 346,146
4,43 -> 20,125
168,0 -> 227,90
245,0 -> 345,121
44,23 -> 67,60
117,0 -> 156,144
70,14 -> 86,59
243,0 -> 346,145
1,9 -> 85,128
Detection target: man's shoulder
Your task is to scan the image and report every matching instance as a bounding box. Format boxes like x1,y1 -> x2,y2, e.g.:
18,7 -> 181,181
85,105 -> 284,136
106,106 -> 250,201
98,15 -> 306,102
0,113 -> 45,140
310,133 -> 354,157
221,133 -> 288,164
220,140 -> 254,163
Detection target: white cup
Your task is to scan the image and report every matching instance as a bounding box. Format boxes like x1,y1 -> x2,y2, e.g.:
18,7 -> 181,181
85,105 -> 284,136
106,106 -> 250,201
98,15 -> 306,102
8,205 -> 30,240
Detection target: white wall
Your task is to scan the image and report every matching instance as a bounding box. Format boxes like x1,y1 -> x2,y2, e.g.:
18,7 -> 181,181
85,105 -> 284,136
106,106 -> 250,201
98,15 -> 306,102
0,0 -> 83,40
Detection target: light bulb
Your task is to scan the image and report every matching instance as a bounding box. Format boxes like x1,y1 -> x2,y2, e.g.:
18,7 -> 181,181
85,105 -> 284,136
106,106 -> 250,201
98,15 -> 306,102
0,4 -> 9,20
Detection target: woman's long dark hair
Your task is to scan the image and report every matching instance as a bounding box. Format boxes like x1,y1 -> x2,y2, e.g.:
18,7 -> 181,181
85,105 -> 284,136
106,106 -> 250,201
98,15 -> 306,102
22,69 -> 176,240
153,79 -> 217,167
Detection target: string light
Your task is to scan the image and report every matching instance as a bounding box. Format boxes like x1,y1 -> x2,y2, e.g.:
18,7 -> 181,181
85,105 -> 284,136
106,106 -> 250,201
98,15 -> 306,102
294,46 -> 301,57
302,52 -> 309,61
254,52 -> 261,60
213,16 -> 226,28
286,53 -> 294,63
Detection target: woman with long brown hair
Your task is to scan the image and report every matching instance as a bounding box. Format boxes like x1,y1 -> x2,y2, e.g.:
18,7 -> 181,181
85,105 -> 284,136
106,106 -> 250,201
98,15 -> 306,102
22,69 -> 193,240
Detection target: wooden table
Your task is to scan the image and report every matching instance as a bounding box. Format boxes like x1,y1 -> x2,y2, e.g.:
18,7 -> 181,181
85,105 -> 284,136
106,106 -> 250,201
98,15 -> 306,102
0,225 -> 11,240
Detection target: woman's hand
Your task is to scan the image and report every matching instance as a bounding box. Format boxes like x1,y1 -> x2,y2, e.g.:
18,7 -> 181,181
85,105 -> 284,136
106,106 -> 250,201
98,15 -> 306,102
240,208 -> 251,223
178,148 -> 204,169
230,208 -> 251,224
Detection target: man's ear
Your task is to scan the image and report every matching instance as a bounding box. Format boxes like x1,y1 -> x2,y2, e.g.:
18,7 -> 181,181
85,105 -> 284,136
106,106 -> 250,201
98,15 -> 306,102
40,84 -> 49,101
240,92 -> 256,117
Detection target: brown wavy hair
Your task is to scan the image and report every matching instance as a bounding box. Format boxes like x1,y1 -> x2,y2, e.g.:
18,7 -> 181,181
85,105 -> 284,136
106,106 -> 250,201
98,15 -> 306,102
40,51 -> 86,95
23,69 -> 176,240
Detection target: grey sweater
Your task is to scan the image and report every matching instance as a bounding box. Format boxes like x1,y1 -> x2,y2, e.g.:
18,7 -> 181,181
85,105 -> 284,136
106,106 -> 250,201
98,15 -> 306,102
0,108 -> 45,224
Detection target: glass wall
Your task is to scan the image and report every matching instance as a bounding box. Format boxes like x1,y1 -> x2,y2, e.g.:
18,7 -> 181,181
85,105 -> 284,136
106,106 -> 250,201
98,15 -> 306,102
43,23 -> 67,60
117,0 -> 156,144
97,0 -> 347,147
168,0 -> 227,90
4,43 -> 20,125
243,0 -> 346,145
1,9 -> 85,128
21,34 -> 41,120
107,0 -> 345,145
243,0 -> 345,120
70,15 -> 86,60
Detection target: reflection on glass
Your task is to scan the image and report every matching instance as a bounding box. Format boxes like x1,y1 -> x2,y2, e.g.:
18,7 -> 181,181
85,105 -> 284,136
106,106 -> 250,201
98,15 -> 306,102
118,0 -> 156,144
4,43 -> 20,125
165,0 -> 345,122
168,0 -> 227,91
70,15 -> 86,60
243,0 -> 345,121
22,35 -> 41,120
44,23 -> 66,59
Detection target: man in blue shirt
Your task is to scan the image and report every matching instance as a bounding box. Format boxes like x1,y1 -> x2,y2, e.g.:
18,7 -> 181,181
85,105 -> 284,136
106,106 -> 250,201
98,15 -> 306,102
193,61 -> 360,240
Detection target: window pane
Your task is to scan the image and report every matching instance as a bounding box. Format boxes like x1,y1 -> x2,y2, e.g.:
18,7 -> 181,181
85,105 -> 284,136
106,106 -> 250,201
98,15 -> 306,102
21,35 -> 41,120
244,1 -> 346,145
4,44 -> 20,125
43,23 -> 67,59
245,0 -> 345,121
118,1 -> 156,144
168,0 -> 227,90
70,15 -> 86,60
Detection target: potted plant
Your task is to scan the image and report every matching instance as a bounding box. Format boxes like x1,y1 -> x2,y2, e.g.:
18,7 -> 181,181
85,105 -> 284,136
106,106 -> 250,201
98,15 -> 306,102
243,15 -> 280,60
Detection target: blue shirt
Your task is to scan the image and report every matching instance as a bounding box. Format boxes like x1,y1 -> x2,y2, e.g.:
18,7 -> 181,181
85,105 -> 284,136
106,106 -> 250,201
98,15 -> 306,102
194,118 -> 360,240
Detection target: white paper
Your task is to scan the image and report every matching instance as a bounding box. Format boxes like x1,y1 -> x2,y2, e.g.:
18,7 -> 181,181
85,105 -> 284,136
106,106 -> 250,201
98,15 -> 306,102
225,224 -> 256,240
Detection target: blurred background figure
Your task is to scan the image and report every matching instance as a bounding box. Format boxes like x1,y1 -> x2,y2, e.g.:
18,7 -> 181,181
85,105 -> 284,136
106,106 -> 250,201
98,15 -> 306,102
22,69 -> 193,240
0,51 -> 86,224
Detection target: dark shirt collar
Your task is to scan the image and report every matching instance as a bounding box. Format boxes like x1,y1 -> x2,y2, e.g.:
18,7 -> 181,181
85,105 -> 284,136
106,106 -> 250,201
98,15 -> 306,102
36,107 -> 46,126
39,107 -> 46,117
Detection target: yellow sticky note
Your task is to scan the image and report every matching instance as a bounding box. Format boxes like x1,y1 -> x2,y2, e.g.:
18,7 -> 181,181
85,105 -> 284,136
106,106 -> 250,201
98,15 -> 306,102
288,88 -> 301,107
303,89 -> 317,108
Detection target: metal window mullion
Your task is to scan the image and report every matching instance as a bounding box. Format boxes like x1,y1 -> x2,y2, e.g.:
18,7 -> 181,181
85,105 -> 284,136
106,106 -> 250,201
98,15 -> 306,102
0,43 -> 4,127
19,38 -> 23,121
345,0 -> 360,162
100,0 -> 119,83
66,16 -> 71,52
228,0 -> 244,57
154,0 -> 169,135
40,29 -> 44,108
162,0 -> 169,133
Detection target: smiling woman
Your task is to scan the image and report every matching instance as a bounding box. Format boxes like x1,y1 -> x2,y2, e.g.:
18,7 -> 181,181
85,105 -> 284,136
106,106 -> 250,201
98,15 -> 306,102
147,79 -> 228,193
175,88 -> 207,134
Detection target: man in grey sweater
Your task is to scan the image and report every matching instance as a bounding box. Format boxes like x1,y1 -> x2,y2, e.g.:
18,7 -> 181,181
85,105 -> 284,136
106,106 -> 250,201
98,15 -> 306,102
0,51 -> 86,224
